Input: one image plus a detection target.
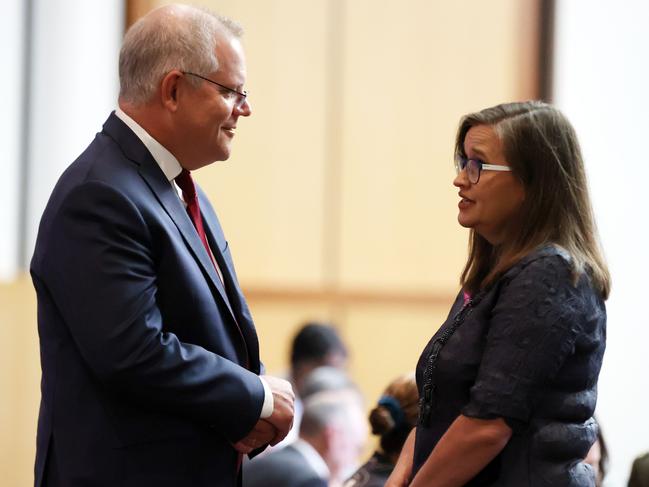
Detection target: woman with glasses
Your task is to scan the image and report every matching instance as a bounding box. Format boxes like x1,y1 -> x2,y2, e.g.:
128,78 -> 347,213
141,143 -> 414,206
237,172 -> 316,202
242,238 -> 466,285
386,101 -> 610,486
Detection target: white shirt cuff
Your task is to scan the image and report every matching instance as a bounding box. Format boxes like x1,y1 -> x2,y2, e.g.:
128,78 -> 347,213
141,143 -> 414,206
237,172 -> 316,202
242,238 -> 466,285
259,376 -> 274,419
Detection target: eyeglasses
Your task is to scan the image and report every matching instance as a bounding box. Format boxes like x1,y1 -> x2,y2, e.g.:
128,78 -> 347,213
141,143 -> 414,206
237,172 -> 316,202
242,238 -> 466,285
182,71 -> 248,109
454,155 -> 511,184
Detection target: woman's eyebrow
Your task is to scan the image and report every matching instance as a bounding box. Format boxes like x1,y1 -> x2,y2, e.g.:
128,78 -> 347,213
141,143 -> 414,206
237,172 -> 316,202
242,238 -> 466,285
469,146 -> 488,159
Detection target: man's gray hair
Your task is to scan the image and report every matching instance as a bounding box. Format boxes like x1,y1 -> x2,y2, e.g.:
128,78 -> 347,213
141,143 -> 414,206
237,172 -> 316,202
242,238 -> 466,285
301,366 -> 357,400
119,4 -> 243,105
300,389 -> 363,437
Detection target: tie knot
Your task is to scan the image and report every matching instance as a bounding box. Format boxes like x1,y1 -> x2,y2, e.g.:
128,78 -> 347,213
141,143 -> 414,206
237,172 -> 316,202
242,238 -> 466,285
175,168 -> 196,202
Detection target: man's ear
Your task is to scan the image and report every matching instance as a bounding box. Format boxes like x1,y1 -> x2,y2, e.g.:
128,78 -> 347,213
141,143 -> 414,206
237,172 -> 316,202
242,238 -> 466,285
160,70 -> 183,112
322,424 -> 339,451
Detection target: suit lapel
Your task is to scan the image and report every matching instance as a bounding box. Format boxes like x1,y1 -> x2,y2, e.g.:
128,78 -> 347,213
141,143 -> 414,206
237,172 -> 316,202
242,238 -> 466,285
200,194 -> 260,372
102,112 -> 236,322
103,112 -> 253,367
137,160 -> 238,322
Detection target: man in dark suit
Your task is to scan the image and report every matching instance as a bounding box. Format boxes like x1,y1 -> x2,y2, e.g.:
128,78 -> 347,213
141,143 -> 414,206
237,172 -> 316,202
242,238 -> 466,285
30,4 -> 294,486
244,389 -> 368,487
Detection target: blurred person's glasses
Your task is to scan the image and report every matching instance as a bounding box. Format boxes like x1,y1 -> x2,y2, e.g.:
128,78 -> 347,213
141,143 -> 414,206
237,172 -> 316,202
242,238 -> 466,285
182,71 -> 248,109
454,155 -> 511,184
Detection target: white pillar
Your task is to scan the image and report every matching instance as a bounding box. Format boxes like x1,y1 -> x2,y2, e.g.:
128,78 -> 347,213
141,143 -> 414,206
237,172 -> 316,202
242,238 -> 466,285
554,1 -> 649,485
0,0 -> 26,281
24,0 -> 124,263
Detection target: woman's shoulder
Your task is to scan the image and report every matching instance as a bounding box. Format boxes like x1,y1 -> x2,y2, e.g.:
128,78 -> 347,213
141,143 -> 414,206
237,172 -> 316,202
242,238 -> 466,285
502,244 -> 573,284
495,244 -> 603,317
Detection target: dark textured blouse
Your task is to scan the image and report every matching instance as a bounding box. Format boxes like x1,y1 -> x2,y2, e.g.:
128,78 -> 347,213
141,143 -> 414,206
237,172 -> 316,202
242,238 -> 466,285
413,246 -> 606,486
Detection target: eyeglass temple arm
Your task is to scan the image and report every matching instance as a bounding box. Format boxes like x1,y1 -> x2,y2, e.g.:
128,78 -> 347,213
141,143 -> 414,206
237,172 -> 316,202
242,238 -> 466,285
480,163 -> 511,172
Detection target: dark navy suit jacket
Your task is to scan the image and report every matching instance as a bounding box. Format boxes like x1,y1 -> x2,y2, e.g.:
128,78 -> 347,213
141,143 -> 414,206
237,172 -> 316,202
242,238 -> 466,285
30,112 -> 265,486
243,444 -> 328,487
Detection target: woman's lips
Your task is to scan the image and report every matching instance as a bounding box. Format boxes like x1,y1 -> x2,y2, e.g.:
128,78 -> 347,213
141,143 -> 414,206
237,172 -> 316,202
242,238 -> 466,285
458,194 -> 474,209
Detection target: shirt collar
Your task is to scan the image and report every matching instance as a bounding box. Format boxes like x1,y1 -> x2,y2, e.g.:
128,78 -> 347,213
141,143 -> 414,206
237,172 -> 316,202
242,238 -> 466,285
114,107 -> 183,182
292,439 -> 330,480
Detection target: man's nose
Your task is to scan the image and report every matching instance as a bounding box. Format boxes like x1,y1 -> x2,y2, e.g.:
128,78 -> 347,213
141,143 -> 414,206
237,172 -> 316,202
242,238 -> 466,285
237,99 -> 252,117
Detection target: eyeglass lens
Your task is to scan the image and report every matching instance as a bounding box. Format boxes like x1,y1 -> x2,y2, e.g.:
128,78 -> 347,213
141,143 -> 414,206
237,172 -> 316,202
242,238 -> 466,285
184,72 -> 247,108
216,87 -> 246,108
456,157 -> 480,183
232,93 -> 247,109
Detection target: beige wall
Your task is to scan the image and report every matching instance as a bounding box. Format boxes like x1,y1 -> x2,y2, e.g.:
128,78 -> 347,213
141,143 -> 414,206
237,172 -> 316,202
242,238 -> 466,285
1,277 -> 39,487
2,1 -> 539,484
190,0 -> 538,399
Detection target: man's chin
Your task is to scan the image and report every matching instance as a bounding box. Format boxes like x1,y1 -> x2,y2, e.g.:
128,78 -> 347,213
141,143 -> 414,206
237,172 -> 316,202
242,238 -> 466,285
187,150 -> 232,169
213,143 -> 232,162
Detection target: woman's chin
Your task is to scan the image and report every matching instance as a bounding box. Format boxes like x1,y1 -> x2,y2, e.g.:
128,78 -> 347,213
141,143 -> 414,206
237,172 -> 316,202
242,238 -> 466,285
457,214 -> 474,229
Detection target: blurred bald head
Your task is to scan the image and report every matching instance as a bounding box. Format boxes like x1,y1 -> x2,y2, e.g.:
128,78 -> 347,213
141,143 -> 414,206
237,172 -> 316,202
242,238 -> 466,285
300,389 -> 367,483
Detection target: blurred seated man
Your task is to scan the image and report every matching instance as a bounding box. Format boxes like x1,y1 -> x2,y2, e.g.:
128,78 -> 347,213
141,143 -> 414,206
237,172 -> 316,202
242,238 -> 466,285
279,322 -> 349,447
244,389 -> 367,487
290,322 -> 349,395
246,365 -> 357,463
300,365 -> 357,400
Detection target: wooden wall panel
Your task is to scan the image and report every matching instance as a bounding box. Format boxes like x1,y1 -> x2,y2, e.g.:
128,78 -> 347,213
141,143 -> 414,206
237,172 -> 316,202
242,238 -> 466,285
125,0 -> 541,298
338,0 -> 537,294
343,301 -> 454,407
249,300 -> 336,375
194,0 -> 330,289
249,296 -> 455,427
0,277 -> 39,487
125,0 -> 161,26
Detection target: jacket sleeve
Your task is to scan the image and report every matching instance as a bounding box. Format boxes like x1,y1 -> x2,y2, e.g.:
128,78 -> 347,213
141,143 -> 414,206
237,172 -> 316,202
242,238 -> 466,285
462,255 -> 585,427
37,180 -> 264,442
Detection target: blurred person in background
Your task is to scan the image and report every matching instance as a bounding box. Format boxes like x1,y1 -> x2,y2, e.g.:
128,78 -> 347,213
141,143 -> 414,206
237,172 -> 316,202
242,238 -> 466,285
244,389 -> 367,487
278,322 -> 349,448
629,451 -> 649,487
290,322 -> 349,396
300,365 -> 357,400
387,101 -> 610,486
30,5 -> 294,486
246,365 -> 357,464
345,374 -> 418,487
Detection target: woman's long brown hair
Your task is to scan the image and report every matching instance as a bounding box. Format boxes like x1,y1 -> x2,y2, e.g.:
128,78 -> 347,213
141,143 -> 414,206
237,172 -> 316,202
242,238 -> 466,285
457,101 -> 610,299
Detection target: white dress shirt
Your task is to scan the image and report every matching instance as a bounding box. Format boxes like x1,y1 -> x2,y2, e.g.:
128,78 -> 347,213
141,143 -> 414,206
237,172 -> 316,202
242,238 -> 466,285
291,439 -> 330,480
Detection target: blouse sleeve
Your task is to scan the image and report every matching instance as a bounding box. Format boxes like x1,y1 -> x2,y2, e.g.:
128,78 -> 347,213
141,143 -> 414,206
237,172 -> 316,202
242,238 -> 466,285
461,255 -> 585,428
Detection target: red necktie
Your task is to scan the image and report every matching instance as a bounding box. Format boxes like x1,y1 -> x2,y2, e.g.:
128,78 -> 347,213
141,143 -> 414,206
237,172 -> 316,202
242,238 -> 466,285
177,170 -> 251,468
175,169 -> 250,366
175,169 -> 216,267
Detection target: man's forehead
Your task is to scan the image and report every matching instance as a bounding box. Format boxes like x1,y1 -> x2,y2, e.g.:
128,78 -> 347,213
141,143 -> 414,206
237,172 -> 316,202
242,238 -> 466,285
213,38 -> 247,79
